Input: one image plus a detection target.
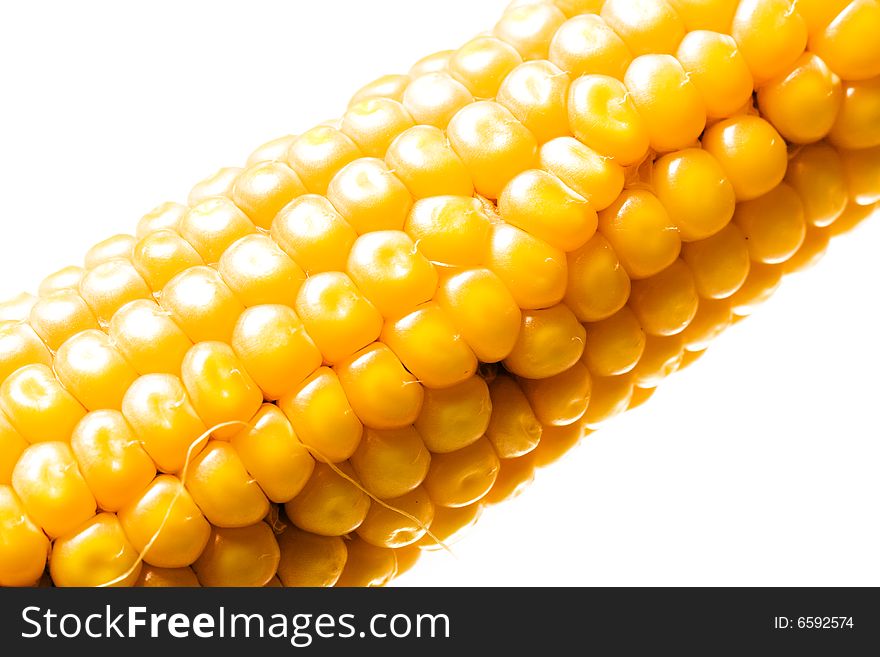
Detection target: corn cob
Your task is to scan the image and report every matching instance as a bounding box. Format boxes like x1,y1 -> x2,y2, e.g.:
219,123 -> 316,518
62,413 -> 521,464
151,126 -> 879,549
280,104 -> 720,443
1,0 -> 878,588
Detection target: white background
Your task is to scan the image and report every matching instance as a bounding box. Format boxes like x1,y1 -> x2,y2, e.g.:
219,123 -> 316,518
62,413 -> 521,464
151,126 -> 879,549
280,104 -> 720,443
1,0 -> 878,586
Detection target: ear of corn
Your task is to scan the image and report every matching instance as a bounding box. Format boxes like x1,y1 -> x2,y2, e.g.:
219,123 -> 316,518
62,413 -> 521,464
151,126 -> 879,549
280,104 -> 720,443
0,0 -> 878,587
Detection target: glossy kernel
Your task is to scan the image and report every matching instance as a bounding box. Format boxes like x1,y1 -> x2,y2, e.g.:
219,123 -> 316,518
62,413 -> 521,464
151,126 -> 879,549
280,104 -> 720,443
193,522 -> 280,587
131,229 -> 204,292
404,196 -> 492,267
84,234 -> 135,269
564,233 -> 631,322
381,302 -> 478,389
628,260 -> 699,336
809,0 -> 880,81
79,259 -> 152,324
28,290 -> 100,351
503,304 -> 586,379
680,223 -> 751,299
285,462 -> 371,536
449,36 -> 523,99
217,233 -> 306,309
423,436 -> 500,508
486,375 -> 543,456
0,485 -> 50,586
350,426 -> 432,499
178,197 -> 256,264
327,157 -> 415,232
582,306 -> 646,376
135,202 -> 187,239
160,266 -> 244,344
829,77 -> 880,150
549,14 -> 633,80
731,0 -> 808,84
734,183 -> 807,264
230,404 -> 314,504
341,98 -> 415,158
54,330 -> 138,411
600,0 -> 686,55
676,30 -> 754,119
402,72 -> 474,129
539,137 -> 625,211
414,375 -> 492,454
785,143 -> 848,227
0,364 -> 86,444
356,486 -> 435,549
493,1 -> 566,60
231,161 -> 307,230
385,126 -> 474,199
50,513 -> 141,587
286,126 -> 363,195
108,299 -> 193,376
277,526 -> 347,587
270,194 -> 357,274
231,304 -> 322,401
496,60 -> 571,144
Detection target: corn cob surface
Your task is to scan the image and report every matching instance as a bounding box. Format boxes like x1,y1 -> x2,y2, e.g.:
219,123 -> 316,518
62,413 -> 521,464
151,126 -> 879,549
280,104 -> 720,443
0,0 -> 878,587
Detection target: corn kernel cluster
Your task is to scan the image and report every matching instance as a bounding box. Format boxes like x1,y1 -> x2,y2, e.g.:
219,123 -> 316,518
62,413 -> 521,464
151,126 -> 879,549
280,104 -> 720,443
1,0 -> 878,587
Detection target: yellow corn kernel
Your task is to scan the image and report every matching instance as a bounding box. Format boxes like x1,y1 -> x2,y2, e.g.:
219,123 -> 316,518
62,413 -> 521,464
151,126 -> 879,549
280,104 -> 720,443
757,53 -> 842,144
531,422 -> 587,468
108,299 -> 192,376
447,101 -> 538,199
521,358 -> 591,426
404,196 -> 492,267
624,54 -> 706,153
680,297 -> 733,351
53,329 -> 138,411
178,197 -> 255,264
270,194 -> 357,274
728,262 -> 784,316
0,412 -> 27,484
193,523 -> 280,587
118,474 -> 211,568
347,231 -> 437,318
295,272 -> 383,364
336,537 -> 397,587
601,0 -> 686,55
0,364 -> 86,444
582,306 -> 646,376
553,0 -> 604,15
356,485 -> 435,548
0,293 -> 35,323
829,200 -> 876,237
539,137 -> 624,212
350,426 -> 431,499
416,502 -> 482,549
486,223 -> 568,310
327,157 -> 415,232
218,235 -> 305,309
230,404 -> 314,503
410,49 -> 454,76
71,410 -> 156,512
50,513 -> 141,587
351,74 -> 411,106
809,0 -> 880,81
0,485 -> 49,586
564,233 -> 631,323
496,60 -> 570,145
494,1 -> 566,60
731,0 -> 807,84
402,72 -> 474,129
483,450 -> 537,504
702,115 -> 788,201
567,74 -> 650,165
285,462 -> 371,536
188,167 -> 241,206
12,441 -> 96,538
449,36 -> 523,99
231,161 -> 307,230
78,259 -> 152,324
598,189 -> 681,279
414,375 -> 491,454
341,98 -> 414,158
583,374 -> 634,427
795,0 -> 850,33
652,148 -> 736,242
181,342 -> 263,441
549,14 -> 632,80
135,565 -> 200,587
231,304 -> 322,401
286,126 -> 363,195
630,334 -> 685,388
278,367 -> 363,463
135,201 -> 187,239
187,442 -> 269,528
38,265 -> 86,297
499,169 -> 597,251
134,233 -> 205,301
782,223 -> 833,274
386,126 -> 474,199
667,0 -> 738,31
734,183 -> 807,264
160,266 -> 244,343
84,234 -> 135,269
628,260 -> 699,336
423,436 -> 500,508
277,526 -> 348,587
485,375 -> 543,456
381,302 -> 478,389
122,374 -> 208,474
676,30 -> 754,120
336,344 -> 423,430
680,223 -> 751,299
435,268 -> 521,363
840,145 -> 880,205
246,134 -> 297,166
504,304 -> 586,379
829,77 -> 880,150
28,290 -> 100,350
